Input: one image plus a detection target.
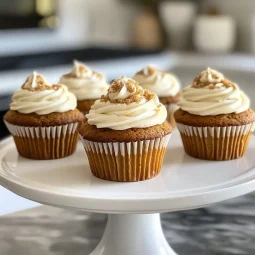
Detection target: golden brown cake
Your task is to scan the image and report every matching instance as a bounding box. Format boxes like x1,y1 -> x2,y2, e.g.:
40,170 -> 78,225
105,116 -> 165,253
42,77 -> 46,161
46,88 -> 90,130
79,121 -> 171,143
174,108 -> 255,127
59,60 -> 109,113
133,65 -> 181,127
174,68 -> 255,160
4,109 -> 83,127
79,76 -> 172,182
4,72 -> 85,160
77,99 -> 96,113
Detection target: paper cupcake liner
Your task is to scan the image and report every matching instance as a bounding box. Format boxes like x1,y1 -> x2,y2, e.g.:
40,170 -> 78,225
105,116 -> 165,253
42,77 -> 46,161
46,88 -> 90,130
80,134 -> 171,182
176,122 -> 255,160
4,121 -> 80,160
164,103 -> 179,128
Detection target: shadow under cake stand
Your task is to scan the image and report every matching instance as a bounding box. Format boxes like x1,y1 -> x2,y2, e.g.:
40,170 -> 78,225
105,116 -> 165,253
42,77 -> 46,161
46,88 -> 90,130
1,131 -> 255,255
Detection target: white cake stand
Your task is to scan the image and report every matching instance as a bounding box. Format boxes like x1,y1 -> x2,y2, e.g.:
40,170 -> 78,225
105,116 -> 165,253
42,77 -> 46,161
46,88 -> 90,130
1,131 -> 255,255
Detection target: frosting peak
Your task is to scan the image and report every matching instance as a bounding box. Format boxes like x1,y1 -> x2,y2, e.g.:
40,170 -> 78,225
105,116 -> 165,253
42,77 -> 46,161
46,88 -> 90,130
138,65 -> 158,76
179,68 -> 250,116
71,60 -> 93,78
133,65 -> 180,97
22,72 -> 55,91
86,76 -> 167,130
199,67 -> 224,83
66,60 -> 104,80
192,68 -> 235,89
59,61 -> 109,101
108,76 -> 137,100
102,76 -> 154,104
11,72 -> 77,115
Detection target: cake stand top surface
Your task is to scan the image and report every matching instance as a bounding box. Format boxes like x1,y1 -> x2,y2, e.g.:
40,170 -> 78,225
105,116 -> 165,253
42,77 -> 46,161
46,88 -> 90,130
1,131 -> 255,214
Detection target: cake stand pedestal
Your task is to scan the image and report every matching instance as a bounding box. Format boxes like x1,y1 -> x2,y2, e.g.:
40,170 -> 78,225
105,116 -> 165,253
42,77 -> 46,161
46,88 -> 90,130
90,214 -> 175,255
1,131 -> 255,255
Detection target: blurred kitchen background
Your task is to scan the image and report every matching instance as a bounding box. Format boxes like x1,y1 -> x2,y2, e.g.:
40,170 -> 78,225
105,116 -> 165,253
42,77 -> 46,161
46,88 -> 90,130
1,0 -> 255,137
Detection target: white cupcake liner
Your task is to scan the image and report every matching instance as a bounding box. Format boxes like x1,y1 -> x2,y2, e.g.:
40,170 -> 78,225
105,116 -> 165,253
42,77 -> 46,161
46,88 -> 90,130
80,134 -> 171,182
176,122 -> 255,160
4,121 -> 80,160
4,121 -> 79,139
176,123 -> 255,138
81,134 -> 171,156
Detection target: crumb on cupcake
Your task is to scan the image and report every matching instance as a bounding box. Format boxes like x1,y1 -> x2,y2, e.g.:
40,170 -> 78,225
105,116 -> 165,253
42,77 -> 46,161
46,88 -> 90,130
62,60 -> 103,79
21,72 -> 61,91
100,75 -> 156,104
136,65 -> 165,77
192,67 -> 237,89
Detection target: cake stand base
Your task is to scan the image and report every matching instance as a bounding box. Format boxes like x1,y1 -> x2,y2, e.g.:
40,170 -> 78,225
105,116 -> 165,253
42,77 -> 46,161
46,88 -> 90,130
90,214 -> 176,255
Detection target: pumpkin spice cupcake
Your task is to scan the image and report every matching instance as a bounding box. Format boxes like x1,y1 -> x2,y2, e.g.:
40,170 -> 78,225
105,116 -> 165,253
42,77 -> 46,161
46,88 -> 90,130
174,68 -> 255,160
59,60 -> 109,113
79,76 -> 172,182
133,65 -> 181,127
4,72 -> 84,160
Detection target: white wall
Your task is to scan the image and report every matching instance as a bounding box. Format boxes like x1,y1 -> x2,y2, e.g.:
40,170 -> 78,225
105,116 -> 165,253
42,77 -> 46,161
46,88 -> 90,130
0,0 -> 138,57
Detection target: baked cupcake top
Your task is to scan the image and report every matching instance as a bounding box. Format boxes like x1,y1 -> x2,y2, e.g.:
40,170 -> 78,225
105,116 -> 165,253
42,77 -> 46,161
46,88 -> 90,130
10,72 -> 77,115
86,76 -> 167,130
133,65 -> 180,97
59,60 -> 109,101
178,68 -> 250,116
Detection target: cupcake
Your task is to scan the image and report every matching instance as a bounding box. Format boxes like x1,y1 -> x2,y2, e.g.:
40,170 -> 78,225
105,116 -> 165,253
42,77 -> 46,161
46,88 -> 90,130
4,72 -> 84,160
79,76 -> 172,182
133,65 -> 181,127
174,68 -> 255,160
59,60 -> 109,113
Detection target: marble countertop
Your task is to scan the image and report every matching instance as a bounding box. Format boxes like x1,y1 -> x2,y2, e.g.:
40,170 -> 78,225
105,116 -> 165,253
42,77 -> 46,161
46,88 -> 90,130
1,192 -> 254,255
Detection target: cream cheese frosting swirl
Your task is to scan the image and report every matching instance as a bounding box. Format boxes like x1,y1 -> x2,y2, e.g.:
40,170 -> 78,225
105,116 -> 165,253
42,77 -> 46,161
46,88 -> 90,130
133,65 -> 180,97
179,68 -> 250,116
11,72 -> 77,115
86,76 -> 167,130
59,61 -> 109,101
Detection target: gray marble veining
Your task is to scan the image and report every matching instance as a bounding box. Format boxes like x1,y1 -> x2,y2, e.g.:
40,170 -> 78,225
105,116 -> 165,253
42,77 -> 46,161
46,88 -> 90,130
1,192 -> 255,255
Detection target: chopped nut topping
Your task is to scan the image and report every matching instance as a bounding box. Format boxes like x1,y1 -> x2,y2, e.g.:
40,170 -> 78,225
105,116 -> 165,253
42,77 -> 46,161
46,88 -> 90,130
21,72 -> 59,91
192,68 -> 236,89
62,60 -> 105,81
23,84 -> 61,91
62,60 -> 94,78
101,76 -> 155,104
136,65 -> 162,77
